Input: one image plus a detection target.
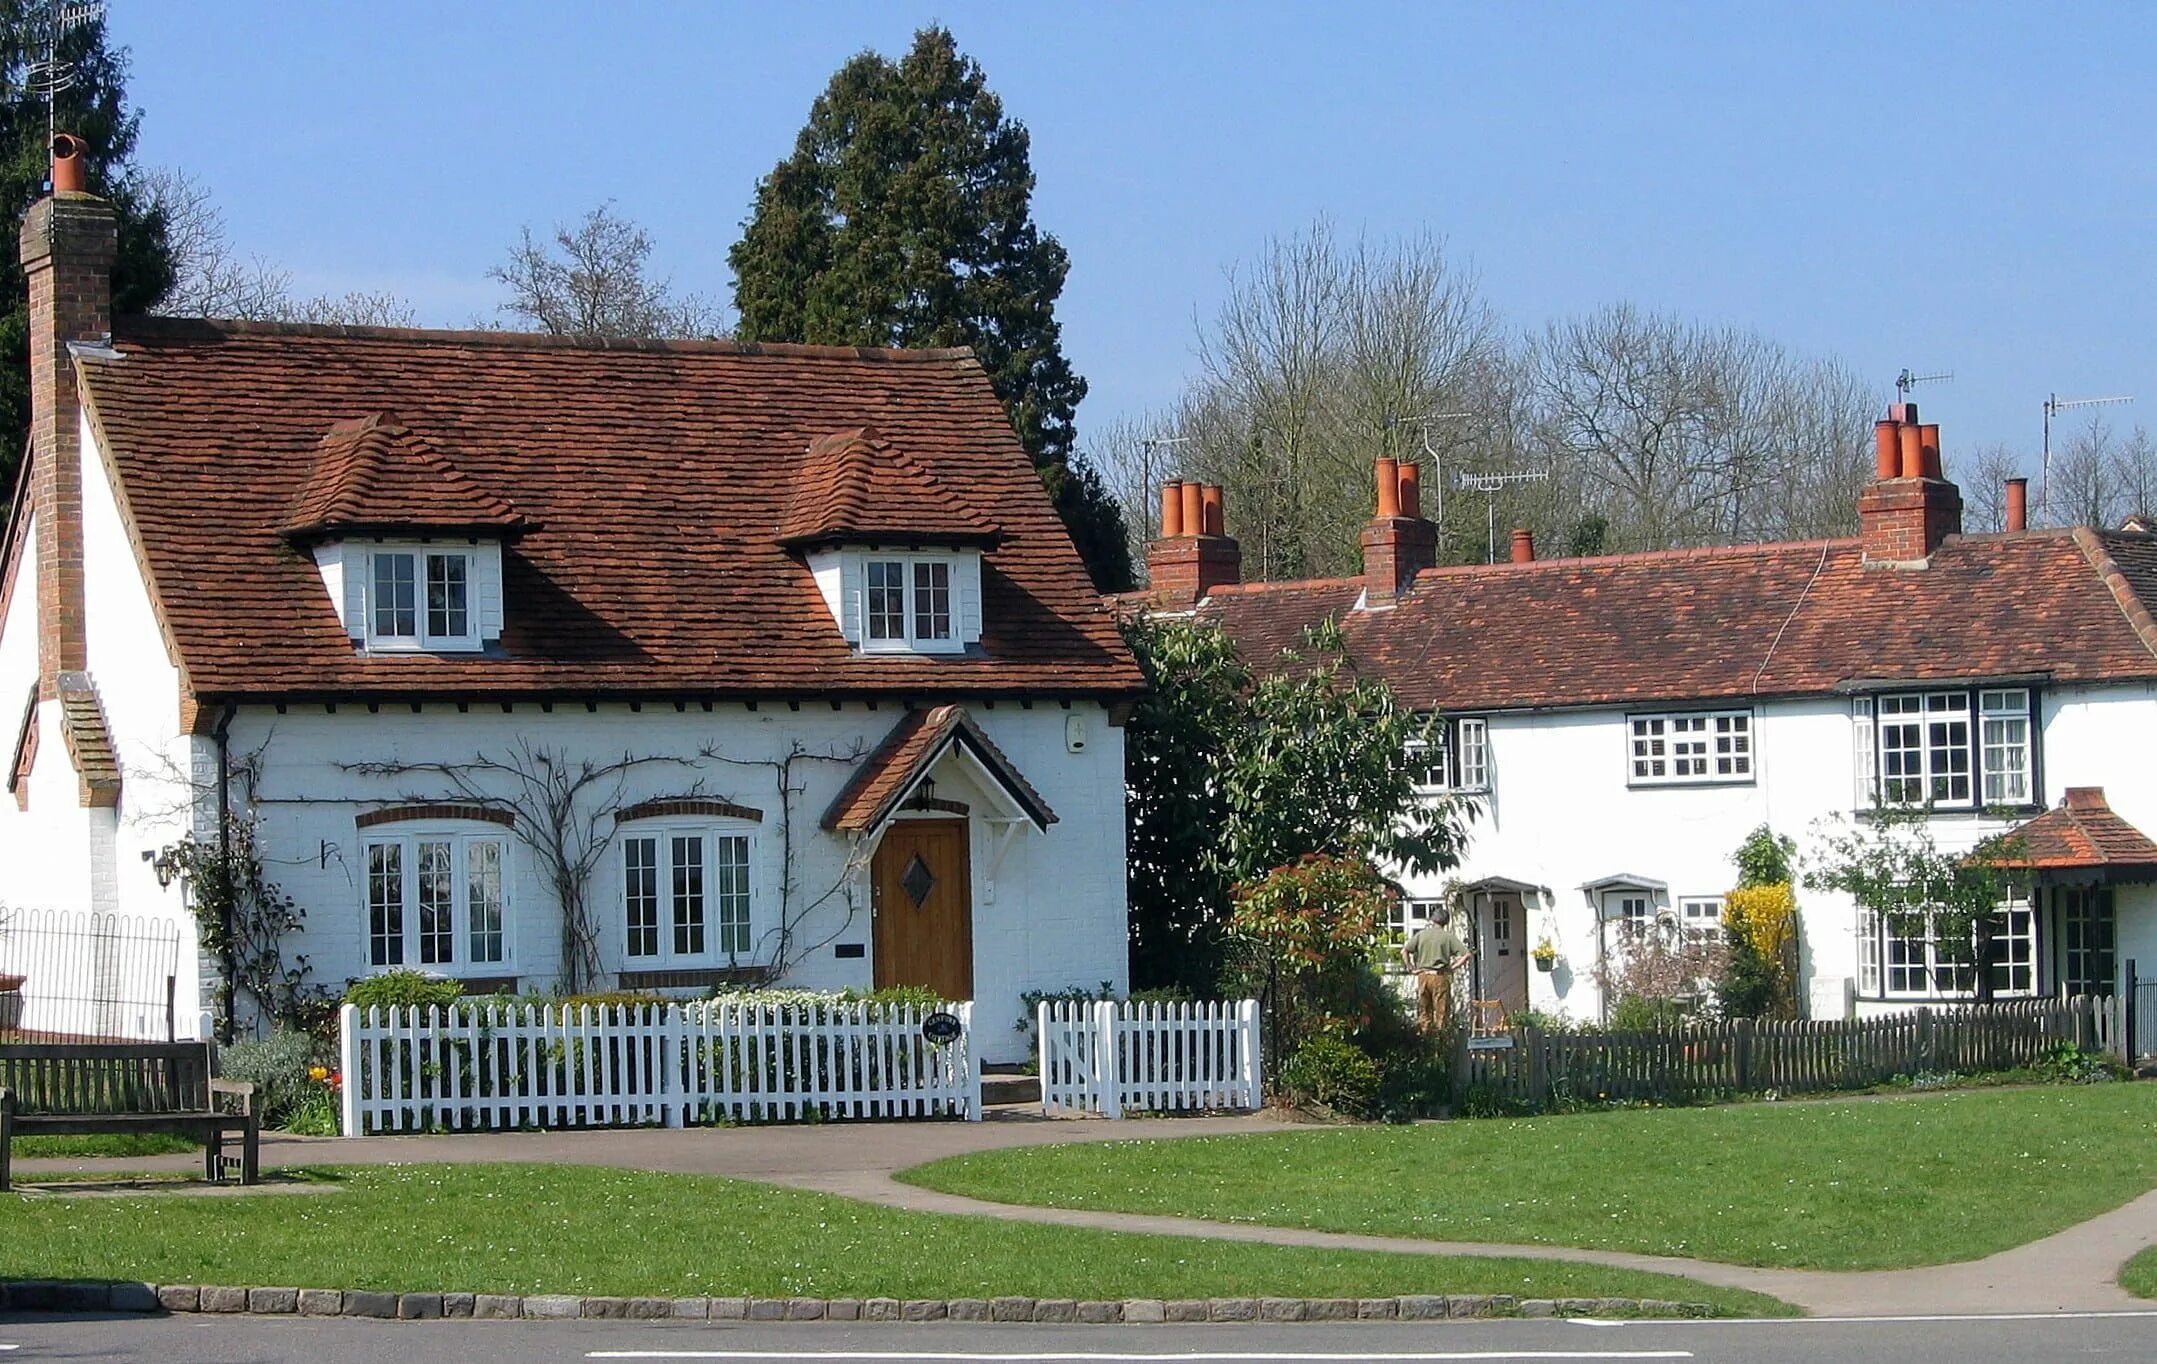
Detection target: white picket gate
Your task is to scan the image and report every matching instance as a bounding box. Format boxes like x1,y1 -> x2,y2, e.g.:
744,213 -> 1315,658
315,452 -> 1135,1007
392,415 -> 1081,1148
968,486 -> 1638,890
1037,998 -> 1261,1118
338,999 -> 981,1135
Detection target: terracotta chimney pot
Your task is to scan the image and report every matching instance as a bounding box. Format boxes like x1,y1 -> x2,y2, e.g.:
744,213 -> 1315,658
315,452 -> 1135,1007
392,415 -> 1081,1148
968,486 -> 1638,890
1511,528 -> 1535,564
2005,477 -> 2028,533
1919,423 -> 1943,480
1200,483 -> 1225,537
1874,420 -> 1902,481
49,133 -> 86,195
1398,462 -> 1422,520
1898,422 -> 1925,480
1374,457 -> 1400,519
1179,481 -> 1204,538
1159,481 -> 1185,538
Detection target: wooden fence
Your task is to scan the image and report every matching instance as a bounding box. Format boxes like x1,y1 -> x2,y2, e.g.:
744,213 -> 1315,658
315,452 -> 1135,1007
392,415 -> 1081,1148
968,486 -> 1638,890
1038,998 -> 1261,1118
338,999 -> 980,1135
1459,996 -> 2114,1110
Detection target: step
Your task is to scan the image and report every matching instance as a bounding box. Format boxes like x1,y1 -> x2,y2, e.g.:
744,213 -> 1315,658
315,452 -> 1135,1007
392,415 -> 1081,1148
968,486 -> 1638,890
980,1071 -> 1041,1106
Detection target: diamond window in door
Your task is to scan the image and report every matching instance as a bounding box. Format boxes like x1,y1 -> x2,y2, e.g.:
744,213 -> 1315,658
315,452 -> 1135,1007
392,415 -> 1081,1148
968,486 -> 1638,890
900,852 -> 937,908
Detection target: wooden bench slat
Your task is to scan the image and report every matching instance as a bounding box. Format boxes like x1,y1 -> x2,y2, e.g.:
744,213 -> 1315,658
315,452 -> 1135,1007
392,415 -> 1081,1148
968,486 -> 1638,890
1,1040 -> 259,1190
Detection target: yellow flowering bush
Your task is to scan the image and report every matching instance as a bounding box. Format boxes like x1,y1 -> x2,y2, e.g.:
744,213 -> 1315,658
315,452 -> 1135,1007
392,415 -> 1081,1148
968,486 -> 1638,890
1724,883 -> 1796,965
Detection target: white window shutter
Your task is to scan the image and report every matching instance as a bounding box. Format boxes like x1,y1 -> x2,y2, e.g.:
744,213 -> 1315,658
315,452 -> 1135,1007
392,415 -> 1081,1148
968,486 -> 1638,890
839,554 -> 864,643
477,542 -> 504,641
958,554 -> 983,642
341,545 -> 367,641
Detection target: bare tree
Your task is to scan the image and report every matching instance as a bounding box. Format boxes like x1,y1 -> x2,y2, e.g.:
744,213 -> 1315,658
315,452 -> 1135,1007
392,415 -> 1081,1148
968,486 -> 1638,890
2043,415 -> 2124,529
490,203 -> 722,339
2113,425 -> 2157,525
1955,442 -> 2026,534
143,168 -> 415,326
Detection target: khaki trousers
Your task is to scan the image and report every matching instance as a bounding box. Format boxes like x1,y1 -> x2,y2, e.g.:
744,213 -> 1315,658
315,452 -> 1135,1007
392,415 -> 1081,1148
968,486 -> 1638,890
1416,968 -> 1454,1033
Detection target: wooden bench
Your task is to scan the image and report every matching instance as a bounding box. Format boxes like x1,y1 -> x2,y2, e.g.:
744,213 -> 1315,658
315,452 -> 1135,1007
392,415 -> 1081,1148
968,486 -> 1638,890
0,1041 -> 257,1191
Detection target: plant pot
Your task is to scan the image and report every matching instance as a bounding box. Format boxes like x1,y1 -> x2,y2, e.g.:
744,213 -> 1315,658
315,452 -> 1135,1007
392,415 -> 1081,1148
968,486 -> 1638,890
1533,956 -> 1556,974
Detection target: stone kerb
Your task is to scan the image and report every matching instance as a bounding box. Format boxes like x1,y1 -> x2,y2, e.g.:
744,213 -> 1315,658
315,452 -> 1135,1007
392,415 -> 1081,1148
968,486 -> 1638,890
0,1280 -> 1719,1323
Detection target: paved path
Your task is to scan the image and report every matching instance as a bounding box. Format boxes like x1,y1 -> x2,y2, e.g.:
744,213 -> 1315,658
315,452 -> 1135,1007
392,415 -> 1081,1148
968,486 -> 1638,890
14,1109 -> 2156,1318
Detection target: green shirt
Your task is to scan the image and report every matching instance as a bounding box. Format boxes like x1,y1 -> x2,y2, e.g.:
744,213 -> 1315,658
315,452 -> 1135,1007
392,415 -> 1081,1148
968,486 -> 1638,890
1406,922 -> 1468,971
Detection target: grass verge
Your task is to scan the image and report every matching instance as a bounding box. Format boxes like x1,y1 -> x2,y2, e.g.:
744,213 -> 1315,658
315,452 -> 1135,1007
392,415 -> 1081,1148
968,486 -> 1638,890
2121,1246 -> 2157,1300
901,1083 -> 2157,1271
0,1162 -> 1790,1314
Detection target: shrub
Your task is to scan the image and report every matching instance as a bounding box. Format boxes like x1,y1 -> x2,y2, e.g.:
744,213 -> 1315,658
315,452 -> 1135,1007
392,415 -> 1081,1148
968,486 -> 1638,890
1721,883 -> 1798,1018
1277,1036 -> 1381,1118
2035,1042 -> 2123,1085
219,1028 -> 323,1127
1608,993 -> 1688,1032
344,970 -> 464,1013
1372,1035 -> 1450,1121
1733,824 -> 1797,887
1226,853 -> 1398,1062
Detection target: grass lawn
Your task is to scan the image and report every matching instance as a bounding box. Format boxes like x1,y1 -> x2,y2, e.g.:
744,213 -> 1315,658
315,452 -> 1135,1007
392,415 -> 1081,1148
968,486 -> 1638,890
901,1084 -> 2157,1272
0,1162 -> 1789,1314
9,1133 -> 198,1159
2122,1246 -> 2157,1300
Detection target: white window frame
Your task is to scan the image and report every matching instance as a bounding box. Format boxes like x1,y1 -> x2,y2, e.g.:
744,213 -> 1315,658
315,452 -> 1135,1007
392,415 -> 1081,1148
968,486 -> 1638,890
1608,892 -> 1653,944
1408,716 -> 1490,794
1678,895 -> 1724,943
619,822 -> 756,966
1393,896 -> 1443,947
364,545 -> 481,652
1859,893 -> 2035,1001
857,552 -> 964,655
362,827 -> 511,972
1629,710 -> 1753,786
1866,687 -> 2036,811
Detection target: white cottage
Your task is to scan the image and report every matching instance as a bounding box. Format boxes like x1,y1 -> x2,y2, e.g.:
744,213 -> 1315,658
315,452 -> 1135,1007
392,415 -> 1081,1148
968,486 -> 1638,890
1152,417 -> 2157,1025
0,145 -> 1140,1059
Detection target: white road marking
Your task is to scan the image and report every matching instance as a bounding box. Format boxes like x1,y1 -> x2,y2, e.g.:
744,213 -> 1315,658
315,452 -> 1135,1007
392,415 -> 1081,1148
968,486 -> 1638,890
1570,1309 -> 2157,1326
586,1351 -> 1692,1362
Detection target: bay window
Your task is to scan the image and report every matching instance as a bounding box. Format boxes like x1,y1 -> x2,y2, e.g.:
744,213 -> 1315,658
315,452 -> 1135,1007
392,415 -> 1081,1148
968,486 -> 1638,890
622,825 -> 754,965
364,829 -> 510,970
1856,892 -> 2035,1000
1857,688 -> 2037,811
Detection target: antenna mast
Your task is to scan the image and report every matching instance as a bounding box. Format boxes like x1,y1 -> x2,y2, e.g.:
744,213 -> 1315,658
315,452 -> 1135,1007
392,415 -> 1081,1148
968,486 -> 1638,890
2042,393 -> 2136,522
28,2 -> 104,166
1895,367 -> 1953,398
1387,412 -> 1470,558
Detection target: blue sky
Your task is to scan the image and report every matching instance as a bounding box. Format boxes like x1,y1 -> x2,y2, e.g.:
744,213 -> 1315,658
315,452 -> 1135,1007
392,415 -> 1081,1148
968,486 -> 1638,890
112,2 -> 2156,471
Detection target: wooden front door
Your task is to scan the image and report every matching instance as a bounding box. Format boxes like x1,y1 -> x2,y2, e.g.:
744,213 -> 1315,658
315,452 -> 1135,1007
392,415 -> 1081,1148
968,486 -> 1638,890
871,819 -> 974,1000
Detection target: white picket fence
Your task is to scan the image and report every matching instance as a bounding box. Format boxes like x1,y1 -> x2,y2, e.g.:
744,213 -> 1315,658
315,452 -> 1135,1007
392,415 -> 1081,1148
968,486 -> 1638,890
338,999 -> 981,1135
1037,998 -> 1261,1118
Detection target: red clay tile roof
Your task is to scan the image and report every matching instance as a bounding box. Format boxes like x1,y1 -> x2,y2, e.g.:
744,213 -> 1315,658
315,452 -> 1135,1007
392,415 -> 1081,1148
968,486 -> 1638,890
778,427 -> 998,548
1989,787 -> 2157,870
81,319 -> 1139,701
1191,530 -> 2157,711
282,413 -> 529,542
823,704 -> 1056,834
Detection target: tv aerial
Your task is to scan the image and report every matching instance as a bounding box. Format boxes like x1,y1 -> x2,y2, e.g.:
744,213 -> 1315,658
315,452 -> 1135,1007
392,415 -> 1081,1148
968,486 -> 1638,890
1388,412 -> 1471,555
27,2 -> 104,158
2042,392 -> 2136,520
1456,467 -> 1548,565
1895,368 -> 1952,398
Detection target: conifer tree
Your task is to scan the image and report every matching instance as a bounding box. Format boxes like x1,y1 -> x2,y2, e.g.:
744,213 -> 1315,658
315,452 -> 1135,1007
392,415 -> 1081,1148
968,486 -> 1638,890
730,27 -> 1131,590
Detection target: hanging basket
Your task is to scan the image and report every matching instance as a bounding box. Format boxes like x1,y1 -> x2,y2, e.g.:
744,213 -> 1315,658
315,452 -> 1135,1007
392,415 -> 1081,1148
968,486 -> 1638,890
1532,954 -> 1557,974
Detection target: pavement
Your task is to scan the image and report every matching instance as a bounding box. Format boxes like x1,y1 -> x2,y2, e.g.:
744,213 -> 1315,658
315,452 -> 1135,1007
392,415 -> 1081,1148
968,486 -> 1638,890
5,1311 -> 2157,1362
12,1106 -> 2157,1320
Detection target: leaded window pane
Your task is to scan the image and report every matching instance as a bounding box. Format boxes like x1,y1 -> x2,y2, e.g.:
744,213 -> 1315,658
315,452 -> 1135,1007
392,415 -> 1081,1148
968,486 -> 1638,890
467,840 -> 504,964
624,837 -> 660,958
671,834 -> 706,957
714,835 -> 752,956
416,840 -> 454,965
866,561 -> 906,641
912,560 -> 952,640
372,552 -> 417,638
368,842 -> 404,967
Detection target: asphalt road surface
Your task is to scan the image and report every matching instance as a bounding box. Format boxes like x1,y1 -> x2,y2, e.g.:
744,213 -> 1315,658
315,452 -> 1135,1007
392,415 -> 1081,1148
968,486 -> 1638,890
5,1312 -> 2157,1363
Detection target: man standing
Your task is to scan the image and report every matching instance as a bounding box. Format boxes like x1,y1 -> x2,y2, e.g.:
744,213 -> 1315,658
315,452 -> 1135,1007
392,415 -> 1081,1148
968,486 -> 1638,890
1402,906 -> 1471,1033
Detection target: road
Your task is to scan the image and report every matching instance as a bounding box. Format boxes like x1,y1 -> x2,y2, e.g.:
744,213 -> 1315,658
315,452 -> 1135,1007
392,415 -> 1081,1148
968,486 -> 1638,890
4,1312 -> 2157,1362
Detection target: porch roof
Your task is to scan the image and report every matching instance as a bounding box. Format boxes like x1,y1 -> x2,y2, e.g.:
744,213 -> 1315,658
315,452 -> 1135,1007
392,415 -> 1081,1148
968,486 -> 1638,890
1988,787 -> 2157,875
821,704 -> 1057,836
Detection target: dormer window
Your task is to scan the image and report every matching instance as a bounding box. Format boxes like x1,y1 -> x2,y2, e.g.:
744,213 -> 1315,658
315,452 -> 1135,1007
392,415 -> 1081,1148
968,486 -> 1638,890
864,555 -> 957,651
367,546 -> 479,650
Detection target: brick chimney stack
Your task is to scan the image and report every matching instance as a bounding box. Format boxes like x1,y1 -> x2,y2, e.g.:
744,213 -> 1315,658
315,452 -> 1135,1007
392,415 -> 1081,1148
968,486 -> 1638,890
1144,479 -> 1241,609
1859,402 -> 1962,566
20,133 -> 115,696
1360,458 -> 1437,605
